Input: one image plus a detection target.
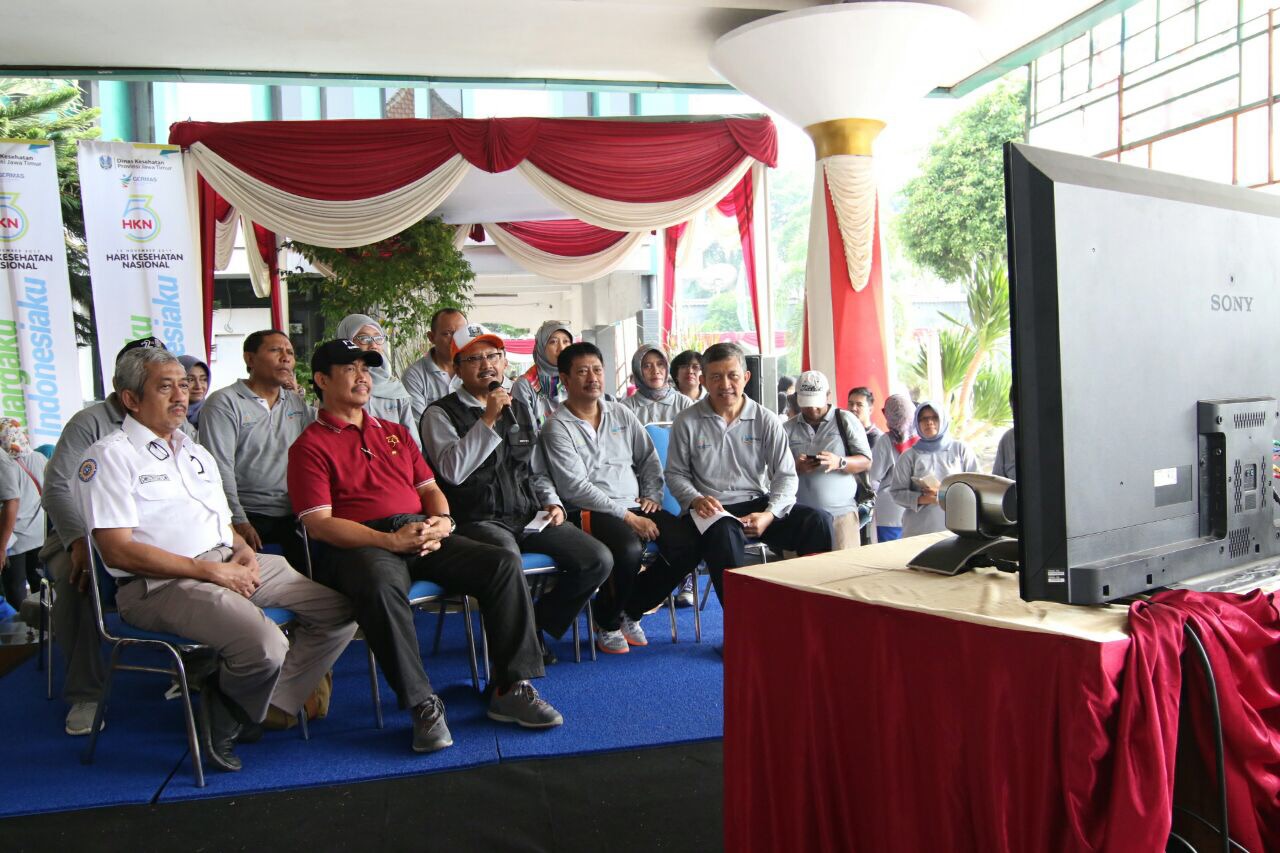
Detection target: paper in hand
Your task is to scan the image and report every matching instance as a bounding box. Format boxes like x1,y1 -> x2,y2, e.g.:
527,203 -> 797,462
914,473 -> 942,491
523,510 -> 553,533
692,509 -> 741,535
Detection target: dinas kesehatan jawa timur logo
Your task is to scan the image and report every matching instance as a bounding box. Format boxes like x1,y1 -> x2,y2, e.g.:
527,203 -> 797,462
121,195 -> 161,243
0,193 -> 29,243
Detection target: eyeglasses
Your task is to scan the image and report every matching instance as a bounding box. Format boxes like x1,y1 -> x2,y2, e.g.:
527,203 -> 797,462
460,351 -> 503,366
353,334 -> 386,346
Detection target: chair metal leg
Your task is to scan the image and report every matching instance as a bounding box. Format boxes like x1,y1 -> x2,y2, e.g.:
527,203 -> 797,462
82,643 -> 121,766
366,644 -> 384,729
667,594 -> 678,643
587,601 -> 596,662
571,611 -> 581,664
40,578 -> 53,699
480,616 -> 491,687
692,571 -> 703,643
170,650 -> 205,788
298,710 -> 310,740
462,597 -> 480,692
700,574 -> 715,612
431,600 -> 447,656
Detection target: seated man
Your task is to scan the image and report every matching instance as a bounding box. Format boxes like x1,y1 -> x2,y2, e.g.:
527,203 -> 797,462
75,347 -> 355,773
42,336 -> 187,737
784,370 -> 873,551
289,339 -> 562,754
540,343 -> 702,654
199,329 -> 312,570
420,325 -> 612,660
666,343 -> 835,606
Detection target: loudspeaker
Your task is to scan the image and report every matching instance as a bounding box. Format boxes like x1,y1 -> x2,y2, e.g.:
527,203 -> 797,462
744,354 -> 780,413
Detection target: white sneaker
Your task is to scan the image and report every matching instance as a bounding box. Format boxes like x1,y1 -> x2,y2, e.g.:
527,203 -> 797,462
65,701 -> 103,736
595,627 -> 629,655
620,616 -> 648,647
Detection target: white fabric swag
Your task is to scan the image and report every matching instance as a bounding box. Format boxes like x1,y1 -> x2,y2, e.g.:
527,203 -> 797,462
821,154 -> 877,292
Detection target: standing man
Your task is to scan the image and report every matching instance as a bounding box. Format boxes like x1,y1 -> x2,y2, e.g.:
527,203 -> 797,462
291,339 -> 562,754
667,343 -> 834,606
541,342 -> 702,654
403,308 -> 468,424
76,346 -> 354,772
785,371 -> 873,551
41,337 -> 181,736
847,386 -> 884,448
199,329 -> 312,570
420,325 -> 612,659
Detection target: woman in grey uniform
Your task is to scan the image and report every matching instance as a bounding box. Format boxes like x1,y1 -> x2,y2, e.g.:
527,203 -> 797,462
620,344 -> 691,426
335,314 -> 419,446
511,320 -> 572,432
868,393 -> 918,542
888,400 -> 979,537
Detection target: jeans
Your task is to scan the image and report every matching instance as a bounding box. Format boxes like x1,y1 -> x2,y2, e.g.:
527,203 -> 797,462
876,526 -> 904,542
1,547 -> 41,608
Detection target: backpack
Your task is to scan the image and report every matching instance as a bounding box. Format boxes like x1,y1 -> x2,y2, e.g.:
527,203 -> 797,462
833,409 -> 876,512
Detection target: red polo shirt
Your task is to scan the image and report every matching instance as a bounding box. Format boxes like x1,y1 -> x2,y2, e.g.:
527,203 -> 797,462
288,408 -> 434,523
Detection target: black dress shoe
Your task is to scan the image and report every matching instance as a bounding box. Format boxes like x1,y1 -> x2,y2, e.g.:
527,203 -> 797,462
236,721 -> 263,744
196,678 -> 243,772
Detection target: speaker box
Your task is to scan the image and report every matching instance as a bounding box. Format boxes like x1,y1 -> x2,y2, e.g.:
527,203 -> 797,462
744,354 -> 780,413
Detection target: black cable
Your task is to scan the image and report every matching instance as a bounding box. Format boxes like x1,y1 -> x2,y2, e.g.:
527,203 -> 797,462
1182,623 -> 1232,853
1172,807 -> 1252,853
1166,829 -> 1197,852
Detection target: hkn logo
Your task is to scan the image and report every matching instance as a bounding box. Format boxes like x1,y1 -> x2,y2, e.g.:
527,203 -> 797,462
121,195 -> 160,243
0,193 -> 28,243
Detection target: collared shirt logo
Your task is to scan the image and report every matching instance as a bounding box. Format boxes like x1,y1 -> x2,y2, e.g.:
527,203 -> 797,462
385,434 -> 401,455
78,459 -> 97,482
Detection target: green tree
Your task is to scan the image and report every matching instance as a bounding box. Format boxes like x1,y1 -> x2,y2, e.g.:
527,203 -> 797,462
0,80 -> 101,346
700,290 -> 747,333
285,216 -> 474,371
895,81 -> 1027,283
767,162 -> 814,376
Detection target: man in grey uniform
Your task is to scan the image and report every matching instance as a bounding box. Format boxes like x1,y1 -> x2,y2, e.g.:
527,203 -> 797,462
198,329 -> 312,570
40,337 -> 181,736
666,343 -> 834,606
76,346 -> 354,772
540,342 -> 702,654
403,308 -> 467,424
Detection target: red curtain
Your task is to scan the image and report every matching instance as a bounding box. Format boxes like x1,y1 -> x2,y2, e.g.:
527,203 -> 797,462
716,172 -> 762,347
662,223 -> 688,348
493,219 -> 629,256
195,177 -> 231,361
251,223 -> 283,330
169,116 -> 777,202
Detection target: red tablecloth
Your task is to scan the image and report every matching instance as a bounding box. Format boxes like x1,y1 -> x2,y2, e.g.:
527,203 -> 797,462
723,563 -> 1280,852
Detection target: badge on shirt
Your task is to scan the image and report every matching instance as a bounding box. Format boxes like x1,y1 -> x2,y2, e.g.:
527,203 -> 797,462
385,434 -> 400,455
138,473 -> 171,485
78,458 -> 97,482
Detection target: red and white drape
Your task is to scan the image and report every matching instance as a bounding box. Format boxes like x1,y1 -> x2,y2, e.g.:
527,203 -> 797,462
171,116 -> 777,358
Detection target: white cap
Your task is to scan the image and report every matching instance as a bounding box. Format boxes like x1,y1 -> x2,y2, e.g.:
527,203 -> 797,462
450,323 -> 505,358
795,370 -> 830,408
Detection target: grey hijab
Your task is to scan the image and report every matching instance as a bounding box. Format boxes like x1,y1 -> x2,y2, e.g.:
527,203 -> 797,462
631,344 -> 673,402
334,313 -> 408,401
532,320 -> 572,400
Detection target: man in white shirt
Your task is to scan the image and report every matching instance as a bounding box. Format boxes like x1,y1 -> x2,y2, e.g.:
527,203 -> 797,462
74,347 -> 355,773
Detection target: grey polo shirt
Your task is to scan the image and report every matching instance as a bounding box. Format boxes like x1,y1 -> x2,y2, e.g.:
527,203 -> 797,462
783,406 -> 870,517
0,454 -> 23,553
540,400 -> 663,518
3,451 -> 46,554
665,396 -> 797,518
419,387 -> 560,506
403,350 -> 459,424
619,390 -> 692,426
197,379 -> 313,522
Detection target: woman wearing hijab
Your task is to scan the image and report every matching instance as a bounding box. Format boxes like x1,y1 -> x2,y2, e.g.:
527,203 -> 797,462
177,354 -> 211,428
671,350 -> 706,402
0,419 -> 46,608
512,320 -> 573,431
887,401 -> 979,538
620,344 -> 691,426
868,394 -> 919,542
334,313 -> 420,447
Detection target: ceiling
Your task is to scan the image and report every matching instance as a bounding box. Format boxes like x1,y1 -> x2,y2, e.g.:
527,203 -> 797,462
4,1 -> 1130,94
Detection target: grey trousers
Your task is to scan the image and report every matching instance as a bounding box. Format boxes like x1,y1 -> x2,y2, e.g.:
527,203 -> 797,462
41,540 -> 106,704
115,551 -> 356,723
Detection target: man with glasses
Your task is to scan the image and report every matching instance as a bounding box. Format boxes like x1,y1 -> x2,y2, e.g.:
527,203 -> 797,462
420,325 -> 611,663
290,339 -> 562,755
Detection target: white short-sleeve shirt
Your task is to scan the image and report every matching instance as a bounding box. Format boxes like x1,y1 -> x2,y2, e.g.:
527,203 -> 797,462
74,415 -> 233,576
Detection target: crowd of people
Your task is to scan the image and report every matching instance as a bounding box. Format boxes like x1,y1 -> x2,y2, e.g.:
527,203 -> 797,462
18,306 -> 1016,773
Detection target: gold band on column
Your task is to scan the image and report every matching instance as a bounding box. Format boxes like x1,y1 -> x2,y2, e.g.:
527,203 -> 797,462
804,118 -> 886,158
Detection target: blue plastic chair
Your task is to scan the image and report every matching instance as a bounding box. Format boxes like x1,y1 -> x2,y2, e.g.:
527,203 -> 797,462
83,539 -> 304,788
519,551 -> 596,663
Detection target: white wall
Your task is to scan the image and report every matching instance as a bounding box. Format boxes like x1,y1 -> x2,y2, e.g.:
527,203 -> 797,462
207,307 -> 273,393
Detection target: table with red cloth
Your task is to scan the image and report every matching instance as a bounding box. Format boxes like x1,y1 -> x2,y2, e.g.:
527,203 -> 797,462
723,532 -> 1280,853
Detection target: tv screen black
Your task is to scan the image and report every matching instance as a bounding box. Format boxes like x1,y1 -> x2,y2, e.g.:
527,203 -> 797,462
1005,142 -> 1280,604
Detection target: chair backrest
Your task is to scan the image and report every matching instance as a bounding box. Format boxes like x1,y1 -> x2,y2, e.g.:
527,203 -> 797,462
643,423 -> 682,517
84,537 -> 119,641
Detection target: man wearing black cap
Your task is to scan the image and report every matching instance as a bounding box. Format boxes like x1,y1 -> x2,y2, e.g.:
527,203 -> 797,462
40,337 -> 194,737
289,340 -> 562,755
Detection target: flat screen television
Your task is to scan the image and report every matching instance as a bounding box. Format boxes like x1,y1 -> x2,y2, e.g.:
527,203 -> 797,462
1005,142 -> 1280,604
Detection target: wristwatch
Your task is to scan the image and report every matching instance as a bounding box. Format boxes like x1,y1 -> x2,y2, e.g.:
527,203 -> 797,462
439,514 -> 457,532
838,456 -> 848,470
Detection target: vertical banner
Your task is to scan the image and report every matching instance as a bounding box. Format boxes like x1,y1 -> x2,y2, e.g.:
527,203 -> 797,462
78,141 -> 204,381
0,139 -> 84,442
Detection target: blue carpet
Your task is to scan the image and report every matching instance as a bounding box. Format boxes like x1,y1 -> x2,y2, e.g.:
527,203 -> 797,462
1,588 -> 724,815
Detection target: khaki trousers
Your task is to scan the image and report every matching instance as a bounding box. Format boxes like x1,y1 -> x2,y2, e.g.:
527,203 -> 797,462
116,551 -> 356,723
832,511 -> 863,551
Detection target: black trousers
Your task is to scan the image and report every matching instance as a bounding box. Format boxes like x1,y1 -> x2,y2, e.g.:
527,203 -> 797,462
315,534 -> 543,709
571,509 -> 703,631
456,519 -> 612,640
246,513 -> 308,573
1,547 -> 41,608
699,498 -> 835,605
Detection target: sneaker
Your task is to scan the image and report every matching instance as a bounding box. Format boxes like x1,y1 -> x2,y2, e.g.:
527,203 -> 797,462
65,701 -> 103,736
412,695 -> 453,754
595,627 -> 629,654
620,616 -> 648,647
488,681 -> 563,729
675,575 -> 695,608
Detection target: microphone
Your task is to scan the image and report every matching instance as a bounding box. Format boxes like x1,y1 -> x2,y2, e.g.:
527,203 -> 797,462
488,380 -> 511,409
